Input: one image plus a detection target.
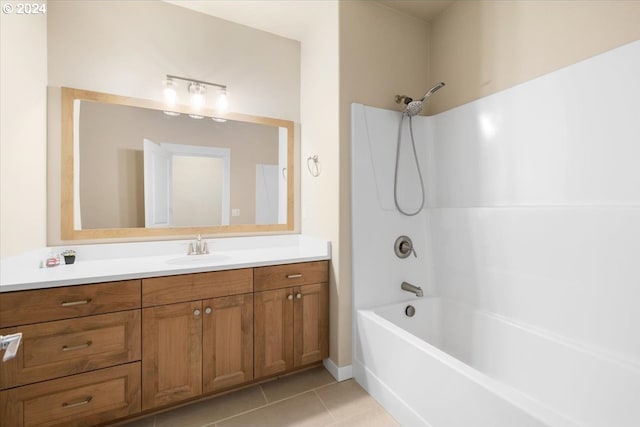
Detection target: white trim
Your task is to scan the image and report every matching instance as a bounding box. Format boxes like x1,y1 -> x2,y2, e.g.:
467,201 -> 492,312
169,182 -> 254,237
323,358 -> 353,382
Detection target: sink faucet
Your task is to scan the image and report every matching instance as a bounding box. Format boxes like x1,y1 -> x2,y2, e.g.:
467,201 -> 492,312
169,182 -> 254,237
188,234 -> 209,255
401,281 -> 423,297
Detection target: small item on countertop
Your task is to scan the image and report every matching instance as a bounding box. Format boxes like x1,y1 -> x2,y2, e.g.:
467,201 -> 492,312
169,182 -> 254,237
45,254 -> 61,267
61,249 -> 76,265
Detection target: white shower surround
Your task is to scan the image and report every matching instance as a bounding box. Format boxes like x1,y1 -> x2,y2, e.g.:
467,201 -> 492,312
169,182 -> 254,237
351,40 -> 640,426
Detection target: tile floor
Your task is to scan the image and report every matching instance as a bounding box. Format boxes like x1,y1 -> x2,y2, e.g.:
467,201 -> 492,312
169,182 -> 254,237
112,366 -> 399,427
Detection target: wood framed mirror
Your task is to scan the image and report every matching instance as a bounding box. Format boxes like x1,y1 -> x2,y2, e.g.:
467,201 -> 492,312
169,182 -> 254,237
60,87 -> 294,240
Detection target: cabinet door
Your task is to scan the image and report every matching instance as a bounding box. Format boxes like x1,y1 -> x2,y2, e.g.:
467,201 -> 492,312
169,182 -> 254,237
294,283 -> 329,367
202,294 -> 253,393
254,288 -> 293,378
142,301 -> 202,410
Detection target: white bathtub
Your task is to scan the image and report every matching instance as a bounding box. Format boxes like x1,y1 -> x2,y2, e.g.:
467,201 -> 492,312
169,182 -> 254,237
354,297 -> 640,427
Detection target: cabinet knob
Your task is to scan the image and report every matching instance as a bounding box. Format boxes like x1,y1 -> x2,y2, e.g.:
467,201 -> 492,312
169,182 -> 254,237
287,294 -> 293,301
205,307 -> 212,315
296,293 -> 302,299
194,309 -> 201,316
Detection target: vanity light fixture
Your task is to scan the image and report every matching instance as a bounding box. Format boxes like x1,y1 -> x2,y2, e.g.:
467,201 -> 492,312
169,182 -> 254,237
162,74 -> 229,118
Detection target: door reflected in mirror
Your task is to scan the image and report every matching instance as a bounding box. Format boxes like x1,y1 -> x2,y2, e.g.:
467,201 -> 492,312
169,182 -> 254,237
60,87 -> 294,240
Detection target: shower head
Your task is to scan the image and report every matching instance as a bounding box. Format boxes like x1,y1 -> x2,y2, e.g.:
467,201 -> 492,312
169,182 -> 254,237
420,82 -> 445,102
403,82 -> 446,117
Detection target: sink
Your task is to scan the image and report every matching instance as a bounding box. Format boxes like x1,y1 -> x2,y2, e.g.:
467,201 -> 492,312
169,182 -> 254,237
166,254 -> 231,265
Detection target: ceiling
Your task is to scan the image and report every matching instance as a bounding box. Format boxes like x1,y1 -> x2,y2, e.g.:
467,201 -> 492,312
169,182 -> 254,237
378,0 -> 454,22
165,1 -> 455,41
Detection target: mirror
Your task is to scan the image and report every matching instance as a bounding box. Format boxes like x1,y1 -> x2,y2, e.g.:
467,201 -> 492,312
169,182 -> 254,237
60,87 -> 294,240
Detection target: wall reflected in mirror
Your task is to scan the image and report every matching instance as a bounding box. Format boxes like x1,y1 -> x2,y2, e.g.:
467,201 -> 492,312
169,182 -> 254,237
60,87 -> 294,240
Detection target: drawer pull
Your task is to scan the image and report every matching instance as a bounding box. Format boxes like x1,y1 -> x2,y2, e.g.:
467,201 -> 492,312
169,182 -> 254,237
62,341 -> 92,352
62,396 -> 93,409
296,293 -> 302,299
286,274 -> 303,279
287,294 -> 293,301
61,299 -> 92,307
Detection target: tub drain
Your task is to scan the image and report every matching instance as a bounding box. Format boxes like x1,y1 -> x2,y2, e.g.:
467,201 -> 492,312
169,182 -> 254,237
405,305 -> 416,317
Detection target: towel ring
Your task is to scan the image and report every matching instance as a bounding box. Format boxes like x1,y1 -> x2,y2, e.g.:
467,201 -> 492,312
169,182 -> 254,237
307,155 -> 320,177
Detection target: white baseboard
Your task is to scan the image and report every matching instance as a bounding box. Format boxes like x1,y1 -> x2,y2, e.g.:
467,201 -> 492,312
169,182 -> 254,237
323,358 -> 353,382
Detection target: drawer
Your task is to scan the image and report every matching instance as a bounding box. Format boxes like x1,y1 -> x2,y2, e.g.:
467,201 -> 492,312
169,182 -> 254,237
1,310 -> 141,390
254,261 -> 329,292
0,280 -> 141,328
142,268 -> 253,307
0,362 -> 141,427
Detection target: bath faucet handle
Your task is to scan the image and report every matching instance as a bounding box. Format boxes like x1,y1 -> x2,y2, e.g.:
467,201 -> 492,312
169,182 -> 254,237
395,236 -> 417,258
401,241 -> 417,257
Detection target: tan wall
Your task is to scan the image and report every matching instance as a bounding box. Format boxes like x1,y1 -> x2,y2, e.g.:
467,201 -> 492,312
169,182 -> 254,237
338,1 -> 431,367
172,156 -> 224,227
428,0 -> 640,114
299,2 -> 342,365
46,0 -> 300,244
79,101 -> 278,228
0,2 -> 48,257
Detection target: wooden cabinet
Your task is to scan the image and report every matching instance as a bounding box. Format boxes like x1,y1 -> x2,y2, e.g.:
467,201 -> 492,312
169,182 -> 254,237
0,363 -> 141,427
141,269 -> 254,410
293,282 -> 329,367
0,279 -> 142,427
203,294 -> 253,394
0,310 -> 141,390
254,288 -> 294,377
141,301 -> 202,410
254,262 -> 329,379
0,280 -> 141,328
1,260 -> 328,425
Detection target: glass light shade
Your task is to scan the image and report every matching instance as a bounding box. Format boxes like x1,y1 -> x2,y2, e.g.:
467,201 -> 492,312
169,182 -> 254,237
163,79 -> 177,106
189,82 -> 206,110
217,89 -> 229,112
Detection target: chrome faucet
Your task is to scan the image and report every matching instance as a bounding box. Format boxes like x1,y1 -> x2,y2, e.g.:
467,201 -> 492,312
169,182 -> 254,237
187,234 -> 209,255
401,281 -> 423,297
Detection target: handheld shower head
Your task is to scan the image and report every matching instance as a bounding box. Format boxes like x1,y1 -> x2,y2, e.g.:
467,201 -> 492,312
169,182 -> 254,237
420,82 -> 445,102
405,100 -> 424,117
403,82 -> 446,117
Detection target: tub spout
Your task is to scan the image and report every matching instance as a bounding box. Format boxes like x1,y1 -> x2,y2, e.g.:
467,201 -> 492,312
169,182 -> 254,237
401,281 -> 423,297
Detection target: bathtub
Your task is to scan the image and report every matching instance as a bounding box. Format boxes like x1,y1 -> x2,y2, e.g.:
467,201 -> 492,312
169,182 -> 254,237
354,297 -> 640,427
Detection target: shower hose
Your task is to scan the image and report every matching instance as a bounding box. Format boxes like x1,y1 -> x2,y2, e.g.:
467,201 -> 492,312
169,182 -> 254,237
394,113 -> 425,216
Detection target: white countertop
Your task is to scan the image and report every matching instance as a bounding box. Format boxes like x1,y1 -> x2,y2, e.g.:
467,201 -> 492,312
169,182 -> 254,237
0,235 -> 331,292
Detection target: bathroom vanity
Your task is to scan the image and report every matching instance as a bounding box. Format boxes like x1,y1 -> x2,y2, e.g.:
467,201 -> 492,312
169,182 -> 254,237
0,236 -> 329,427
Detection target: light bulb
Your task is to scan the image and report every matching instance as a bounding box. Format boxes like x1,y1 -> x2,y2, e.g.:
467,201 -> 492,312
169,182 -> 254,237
189,82 -> 206,110
163,79 -> 177,106
217,89 -> 229,112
